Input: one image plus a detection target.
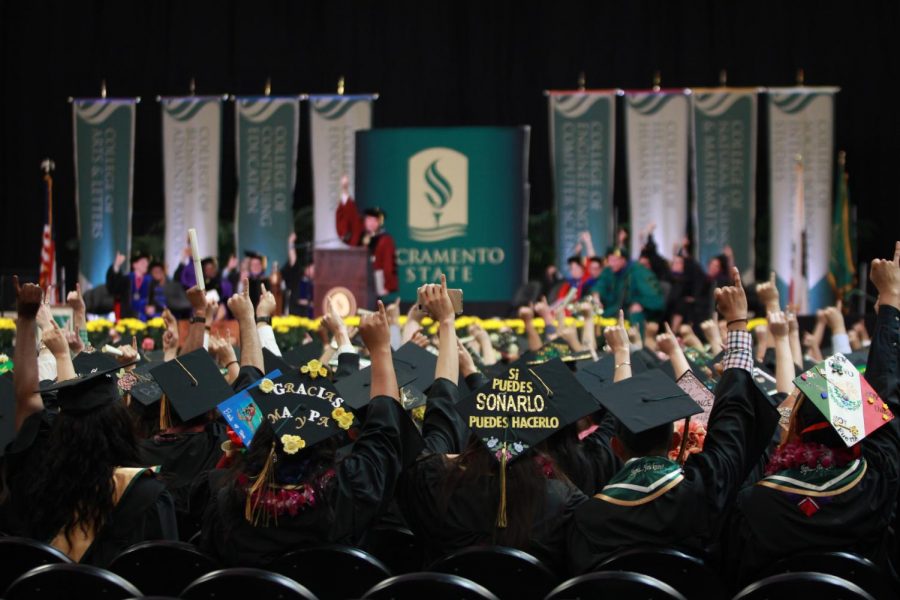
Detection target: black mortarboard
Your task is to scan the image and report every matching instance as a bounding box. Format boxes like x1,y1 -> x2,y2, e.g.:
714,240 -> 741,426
263,348 -> 294,375
201,256 -> 217,268
454,359 -> 599,464
40,361 -> 132,413
131,250 -> 150,263
150,349 -> 233,421
594,370 -> 702,434
282,342 -> 323,367
363,207 -> 385,220
125,362 -> 164,406
574,352 -> 655,397
334,343 -> 432,410
0,373 -> 15,455
73,352 -> 120,376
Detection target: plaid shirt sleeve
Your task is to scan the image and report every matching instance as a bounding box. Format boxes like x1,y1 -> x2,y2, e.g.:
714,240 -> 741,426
722,329 -> 753,373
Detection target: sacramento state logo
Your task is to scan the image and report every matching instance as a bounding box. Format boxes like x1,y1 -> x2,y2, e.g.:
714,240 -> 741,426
408,147 -> 468,242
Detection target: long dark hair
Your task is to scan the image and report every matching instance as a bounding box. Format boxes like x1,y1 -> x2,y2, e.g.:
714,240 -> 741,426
24,402 -> 143,545
545,423 -> 593,493
441,435 -> 547,549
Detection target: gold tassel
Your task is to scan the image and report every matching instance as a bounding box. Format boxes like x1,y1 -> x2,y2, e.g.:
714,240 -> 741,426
496,445 -> 508,529
244,443 -> 276,525
158,395 -> 172,431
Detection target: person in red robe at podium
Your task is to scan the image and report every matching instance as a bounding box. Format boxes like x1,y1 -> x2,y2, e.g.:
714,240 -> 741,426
363,207 -> 398,303
335,174 -> 363,246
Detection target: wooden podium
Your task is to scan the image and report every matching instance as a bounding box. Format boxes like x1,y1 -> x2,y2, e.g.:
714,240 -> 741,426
313,246 -> 373,316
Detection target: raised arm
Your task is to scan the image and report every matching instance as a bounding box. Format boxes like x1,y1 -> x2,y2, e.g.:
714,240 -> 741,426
228,278 -> 263,373
13,277 -> 44,430
605,310 -> 632,382
180,286 -> 208,354
360,301 -> 398,400
657,322 -> 690,379
422,274 -> 458,384
519,305 -> 542,352
768,311 -> 795,394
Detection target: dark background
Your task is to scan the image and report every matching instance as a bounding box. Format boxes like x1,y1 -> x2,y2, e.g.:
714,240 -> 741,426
1,0 -> 898,302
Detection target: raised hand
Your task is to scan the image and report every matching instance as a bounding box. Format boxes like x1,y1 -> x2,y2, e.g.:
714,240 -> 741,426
768,311 -> 789,339
419,274 -> 455,324
66,327 -> 85,355
186,285 -> 207,315
518,306 -> 534,322
604,310 -> 630,355
117,337 -> 139,366
41,319 -> 68,357
385,297 -> 401,326
407,301 -> 428,324
256,283 -> 276,318
66,283 -> 86,316
656,322 -> 679,356
226,278 -> 255,321
700,318 -> 722,351
113,251 -> 126,271
715,266 -> 748,328
359,300 -> 392,353
457,337 -> 478,376
35,301 -> 54,331
322,298 -> 348,338
822,300 -> 845,334
756,271 -> 780,313
870,241 -> 900,309
14,276 -> 43,319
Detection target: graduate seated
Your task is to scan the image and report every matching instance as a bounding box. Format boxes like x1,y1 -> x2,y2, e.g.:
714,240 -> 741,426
723,242 -> 900,585
1,278 -> 177,566
565,267 -> 780,575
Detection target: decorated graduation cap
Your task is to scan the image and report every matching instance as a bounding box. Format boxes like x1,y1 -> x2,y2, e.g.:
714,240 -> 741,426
454,358 -> 598,526
121,362 -> 164,407
150,349 -> 234,423
40,361 -> 133,413
792,353 -> 893,447
594,370 -> 703,435
73,351 -> 120,376
675,369 -> 715,427
239,362 -> 358,524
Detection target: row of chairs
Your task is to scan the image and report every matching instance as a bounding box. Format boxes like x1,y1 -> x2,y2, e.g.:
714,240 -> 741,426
1,535 -> 896,600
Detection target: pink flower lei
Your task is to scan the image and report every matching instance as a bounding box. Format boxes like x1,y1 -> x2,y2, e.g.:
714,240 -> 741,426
765,440 -> 859,476
239,468 -> 336,520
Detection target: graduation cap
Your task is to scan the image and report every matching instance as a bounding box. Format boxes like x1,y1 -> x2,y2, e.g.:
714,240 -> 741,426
40,361 -> 132,413
593,370 -> 702,436
0,373 -> 16,455
676,370 -> 715,426
334,343 -> 433,410
73,352 -> 120,377
454,359 -> 598,527
574,351 -> 656,397
263,348 -> 295,375
217,369 -> 283,446
282,342 -> 324,368
123,362 -> 164,406
150,349 -> 234,422
792,353 -> 893,447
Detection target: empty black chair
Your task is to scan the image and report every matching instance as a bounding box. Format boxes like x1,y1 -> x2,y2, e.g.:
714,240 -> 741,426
760,552 -> 895,600
108,540 -> 218,597
733,572 -> 875,600
181,567 -> 317,600
5,563 -> 142,600
270,545 -> 391,600
598,546 -> 727,600
0,536 -> 72,592
430,546 -> 557,600
363,572 -> 500,600
545,571 -> 687,600
361,525 -> 424,573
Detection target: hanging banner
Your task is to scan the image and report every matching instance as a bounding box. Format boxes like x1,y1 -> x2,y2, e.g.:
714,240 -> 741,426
356,127 -> 530,303
309,94 -> 375,247
548,91 -> 616,267
768,87 -> 838,311
72,98 -> 136,288
625,90 -> 690,259
691,89 -> 758,279
234,96 -> 300,272
161,96 -> 222,274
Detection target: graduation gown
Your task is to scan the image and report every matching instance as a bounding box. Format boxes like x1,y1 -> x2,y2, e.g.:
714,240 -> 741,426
550,409 -> 622,497
566,368 -> 779,575
1,410 -> 177,567
398,379 -> 588,575
200,395 -> 423,566
722,305 -> 900,585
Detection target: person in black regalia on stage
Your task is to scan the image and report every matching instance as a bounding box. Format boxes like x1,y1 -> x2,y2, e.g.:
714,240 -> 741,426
199,299 -> 423,567
1,279 -> 177,566
722,242 -> 900,585
106,250 -> 154,321
566,267 -> 780,575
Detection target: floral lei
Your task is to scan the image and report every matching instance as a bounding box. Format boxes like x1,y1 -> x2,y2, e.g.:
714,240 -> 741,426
238,468 -> 336,520
765,440 -> 859,476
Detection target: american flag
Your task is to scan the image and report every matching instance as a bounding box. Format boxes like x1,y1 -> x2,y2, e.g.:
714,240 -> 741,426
39,159 -> 57,301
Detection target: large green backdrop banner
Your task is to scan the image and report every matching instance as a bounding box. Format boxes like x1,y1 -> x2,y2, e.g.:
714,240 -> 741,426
691,89 -> 758,280
72,98 -> 136,288
234,96 -> 300,272
356,127 -> 530,302
548,91 -> 616,268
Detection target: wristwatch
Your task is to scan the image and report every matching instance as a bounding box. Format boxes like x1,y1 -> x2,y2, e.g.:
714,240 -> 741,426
256,316 -> 272,326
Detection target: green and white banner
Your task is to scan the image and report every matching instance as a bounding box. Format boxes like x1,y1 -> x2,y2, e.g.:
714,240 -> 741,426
234,96 -> 300,272
72,98 -> 136,288
625,91 -> 690,259
548,91 -> 616,266
162,96 -> 222,273
309,95 -> 374,247
691,89 -> 758,279
356,127 -> 530,302
768,88 -> 837,311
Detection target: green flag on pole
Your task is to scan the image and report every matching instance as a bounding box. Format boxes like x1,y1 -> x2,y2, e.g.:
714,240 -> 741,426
828,153 -> 855,301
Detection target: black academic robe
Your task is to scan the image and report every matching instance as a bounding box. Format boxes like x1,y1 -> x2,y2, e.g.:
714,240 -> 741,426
722,305 -> 900,586
199,395 -> 423,567
566,368 -> 779,575
398,379 -> 588,575
550,409 -> 622,497
1,410 -> 178,567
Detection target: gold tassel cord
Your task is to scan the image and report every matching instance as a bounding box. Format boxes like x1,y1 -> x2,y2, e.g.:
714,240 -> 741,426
245,443 -> 276,525
496,445 -> 508,529
158,395 -> 172,431
173,358 -> 199,386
